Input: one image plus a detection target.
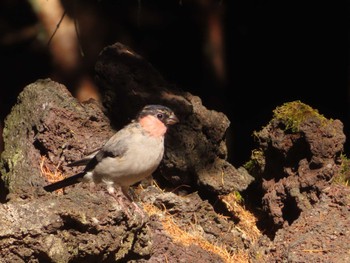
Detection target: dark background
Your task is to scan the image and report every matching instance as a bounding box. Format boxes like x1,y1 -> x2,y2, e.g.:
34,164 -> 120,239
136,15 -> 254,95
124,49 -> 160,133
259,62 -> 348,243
0,0 -> 349,166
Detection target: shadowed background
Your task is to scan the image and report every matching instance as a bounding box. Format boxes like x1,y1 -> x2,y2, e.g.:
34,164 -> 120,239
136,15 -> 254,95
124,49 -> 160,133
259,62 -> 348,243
0,0 -> 348,166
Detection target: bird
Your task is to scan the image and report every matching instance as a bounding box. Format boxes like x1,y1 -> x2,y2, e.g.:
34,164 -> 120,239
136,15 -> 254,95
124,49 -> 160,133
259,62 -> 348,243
44,104 -> 179,212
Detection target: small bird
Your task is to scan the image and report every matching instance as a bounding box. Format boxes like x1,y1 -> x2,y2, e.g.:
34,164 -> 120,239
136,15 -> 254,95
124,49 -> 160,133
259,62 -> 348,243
44,105 -> 179,211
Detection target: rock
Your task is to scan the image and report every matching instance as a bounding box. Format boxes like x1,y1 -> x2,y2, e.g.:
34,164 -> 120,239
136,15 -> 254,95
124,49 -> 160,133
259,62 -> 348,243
2,77 -> 350,262
252,185 -> 350,263
0,78 -> 233,262
197,159 -> 254,195
140,186 -> 247,262
0,79 -> 113,199
0,188 -> 150,262
247,100 -> 346,230
0,40 -> 251,261
244,101 -> 350,262
94,42 -> 253,195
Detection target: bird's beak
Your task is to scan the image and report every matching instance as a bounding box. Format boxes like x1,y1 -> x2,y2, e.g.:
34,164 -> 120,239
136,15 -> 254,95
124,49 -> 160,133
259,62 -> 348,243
166,113 -> 179,125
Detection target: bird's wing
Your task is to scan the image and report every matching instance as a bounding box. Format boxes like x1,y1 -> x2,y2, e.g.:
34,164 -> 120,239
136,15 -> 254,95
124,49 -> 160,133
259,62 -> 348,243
67,149 -> 100,167
82,123 -> 137,171
95,139 -> 128,161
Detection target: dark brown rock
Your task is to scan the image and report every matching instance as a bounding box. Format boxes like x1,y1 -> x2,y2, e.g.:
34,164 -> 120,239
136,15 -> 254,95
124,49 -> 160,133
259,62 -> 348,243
0,79 -> 113,200
94,42 -> 253,195
5,44 -> 349,262
248,100 -> 346,230
141,187 -> 248,256
0,78 -> 238,262
0,188 -> 150,262
251,185 -> 350,263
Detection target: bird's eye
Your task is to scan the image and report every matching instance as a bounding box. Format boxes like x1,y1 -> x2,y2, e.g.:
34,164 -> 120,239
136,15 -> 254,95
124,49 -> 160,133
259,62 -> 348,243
157,113 -> 163,119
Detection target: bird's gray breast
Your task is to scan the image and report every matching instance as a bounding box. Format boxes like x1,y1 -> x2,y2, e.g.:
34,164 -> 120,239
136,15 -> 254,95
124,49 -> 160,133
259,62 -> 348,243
93,131 -> 164,186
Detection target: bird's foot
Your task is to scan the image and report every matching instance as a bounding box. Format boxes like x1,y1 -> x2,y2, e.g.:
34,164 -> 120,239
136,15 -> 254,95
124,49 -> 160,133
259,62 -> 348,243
130,201 -> 147,220
107,190 -> 146,222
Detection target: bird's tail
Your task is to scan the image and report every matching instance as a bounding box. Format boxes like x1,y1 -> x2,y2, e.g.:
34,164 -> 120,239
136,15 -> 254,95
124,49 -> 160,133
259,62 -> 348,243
43,172 -> 85,192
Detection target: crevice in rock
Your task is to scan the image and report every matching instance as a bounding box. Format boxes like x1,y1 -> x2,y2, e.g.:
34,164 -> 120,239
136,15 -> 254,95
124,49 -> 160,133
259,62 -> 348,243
58,214 -> 99,234
33,138 -> 49,157
0,175 -> 9,203
285,136 -> 312,168
263,147 -> 287,181
281,194 -> 301,225
240,181 -> 276,240
263,136 -> 312,182
32,251 -> 54,263
197,188 -> 238,223
152,169 -> 197,197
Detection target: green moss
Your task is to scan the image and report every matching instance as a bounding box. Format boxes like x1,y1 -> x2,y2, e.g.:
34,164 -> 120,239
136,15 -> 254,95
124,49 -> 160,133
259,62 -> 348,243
272,100 -> 328,132
243,149 -> 265,176
232,190 -> 244,203
245,101 -> 330,179
332,154 -> 350,186
1,149 -> 23,189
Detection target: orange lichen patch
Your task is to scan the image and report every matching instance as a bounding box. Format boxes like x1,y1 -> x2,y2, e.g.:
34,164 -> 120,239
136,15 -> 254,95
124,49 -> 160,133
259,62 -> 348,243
221,192 -> 261,243
40,156 -> 65,193
143,202 -> 244,263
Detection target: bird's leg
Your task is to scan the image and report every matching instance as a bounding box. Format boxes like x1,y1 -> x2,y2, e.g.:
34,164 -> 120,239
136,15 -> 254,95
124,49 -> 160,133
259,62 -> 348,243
106,184 -> 132,216
120,186 -> 146,219
106,184 -> 145,220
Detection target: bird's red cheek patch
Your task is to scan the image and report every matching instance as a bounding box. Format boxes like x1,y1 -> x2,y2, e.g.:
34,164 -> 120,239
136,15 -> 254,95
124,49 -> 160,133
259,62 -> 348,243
139,115 -> 167,137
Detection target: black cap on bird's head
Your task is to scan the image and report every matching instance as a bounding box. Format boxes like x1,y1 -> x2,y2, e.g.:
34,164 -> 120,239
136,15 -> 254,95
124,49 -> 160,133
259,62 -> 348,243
137,105 -> 179,126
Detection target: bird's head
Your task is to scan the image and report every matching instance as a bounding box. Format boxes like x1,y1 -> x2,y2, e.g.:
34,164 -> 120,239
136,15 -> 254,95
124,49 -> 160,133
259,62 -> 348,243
137,105 -> 179,137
